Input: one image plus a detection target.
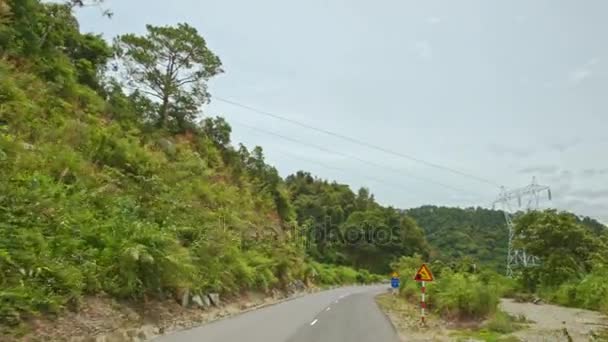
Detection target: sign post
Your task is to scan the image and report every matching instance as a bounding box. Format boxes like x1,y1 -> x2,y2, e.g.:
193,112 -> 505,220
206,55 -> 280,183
390,271 -> 400,295
413,264 -> 433,325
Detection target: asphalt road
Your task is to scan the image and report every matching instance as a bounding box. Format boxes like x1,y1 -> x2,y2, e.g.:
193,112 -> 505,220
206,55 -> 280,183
153,285 -> 399,342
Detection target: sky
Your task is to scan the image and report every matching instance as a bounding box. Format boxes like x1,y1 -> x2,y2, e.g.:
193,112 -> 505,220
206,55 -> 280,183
77,0 -> 608,222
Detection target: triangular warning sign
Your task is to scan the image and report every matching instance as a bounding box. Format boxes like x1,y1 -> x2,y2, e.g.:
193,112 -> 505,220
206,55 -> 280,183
413,263 -> 433,282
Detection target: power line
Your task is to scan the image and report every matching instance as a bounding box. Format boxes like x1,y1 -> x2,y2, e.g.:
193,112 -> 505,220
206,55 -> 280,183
214,96 -> 500,187
231,120 -> 484,200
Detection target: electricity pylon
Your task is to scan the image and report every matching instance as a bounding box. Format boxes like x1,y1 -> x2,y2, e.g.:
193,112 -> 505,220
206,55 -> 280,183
493,177 -> 552,277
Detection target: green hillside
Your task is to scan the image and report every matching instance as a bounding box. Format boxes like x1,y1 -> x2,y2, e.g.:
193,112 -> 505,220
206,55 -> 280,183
0,0 -> 389,327
406,206 -> 508,271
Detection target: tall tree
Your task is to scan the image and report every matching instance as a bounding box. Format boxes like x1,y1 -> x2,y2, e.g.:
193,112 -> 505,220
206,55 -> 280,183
114,23 -> 222,131
514,210 -> 604,287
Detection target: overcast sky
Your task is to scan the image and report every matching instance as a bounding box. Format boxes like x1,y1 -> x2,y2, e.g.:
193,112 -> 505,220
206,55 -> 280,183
77,0 -> 608,222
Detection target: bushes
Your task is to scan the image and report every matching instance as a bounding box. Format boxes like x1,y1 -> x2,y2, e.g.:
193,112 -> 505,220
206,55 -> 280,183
391,255 -> 511,321
309,262 -> 381,286
430,271 -> 499,320
485,311 -> 518,334
544,268 -> 608,314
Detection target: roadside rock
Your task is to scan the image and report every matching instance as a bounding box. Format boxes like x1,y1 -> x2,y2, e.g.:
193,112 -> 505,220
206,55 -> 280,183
180,289 -> 190,307
208,293 -> 220,307
201,294 -> 211,308
191,295 -> 204,308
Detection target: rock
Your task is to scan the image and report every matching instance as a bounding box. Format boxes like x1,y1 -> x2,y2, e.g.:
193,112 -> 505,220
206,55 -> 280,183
181,288 -> 190,307
136,325 -> 159,341
294,279 -> 306,291
208,293 -> 220,307
201,294 -> 211,308
191,295 -> 204,308
271,288 -> 281,299
125,329 -> 137,338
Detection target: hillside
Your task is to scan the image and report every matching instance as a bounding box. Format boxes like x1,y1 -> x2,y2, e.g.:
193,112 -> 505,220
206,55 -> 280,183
406,206 -> 508,270
406,205 -> 607,272
0,0 -> 417,329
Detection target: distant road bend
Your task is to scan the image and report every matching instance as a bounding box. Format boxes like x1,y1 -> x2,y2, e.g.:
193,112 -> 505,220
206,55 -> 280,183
153,285 -> 399,342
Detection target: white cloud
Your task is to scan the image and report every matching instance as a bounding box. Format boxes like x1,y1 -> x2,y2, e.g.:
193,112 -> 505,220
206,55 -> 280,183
569,69 -> 591,84
568,57 -> 600,85
427,17 -> 441,25
413,41 -> 433,60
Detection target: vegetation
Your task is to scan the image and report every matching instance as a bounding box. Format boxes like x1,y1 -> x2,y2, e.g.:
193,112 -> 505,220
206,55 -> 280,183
406,206 -> 508,271
390,255 -> 515,321
1,0 -> 607,335
287,172 -> 430,274
513,210 -> 608,314
0,0 -> 384,328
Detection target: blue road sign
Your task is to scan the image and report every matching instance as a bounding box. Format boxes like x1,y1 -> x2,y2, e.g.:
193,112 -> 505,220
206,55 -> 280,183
391,277 -> 400,288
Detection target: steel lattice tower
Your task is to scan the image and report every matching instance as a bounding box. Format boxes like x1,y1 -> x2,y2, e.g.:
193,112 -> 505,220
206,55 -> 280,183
493,177 -> 552,277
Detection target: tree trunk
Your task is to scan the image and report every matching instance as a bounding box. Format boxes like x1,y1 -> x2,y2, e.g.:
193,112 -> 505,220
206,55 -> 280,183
159,94 -> 169,129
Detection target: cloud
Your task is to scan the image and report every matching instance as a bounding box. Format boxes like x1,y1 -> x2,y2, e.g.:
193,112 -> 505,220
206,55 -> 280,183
553,197 -> 608,223
568,188 -> 608,200
427,17 -> 441,25
488,144 -> 533,158
568,58 -> 599,85
413,41 -> 433,60
582,168 -> 608,177
519,165 -> 559,175
549,137 -> 582,153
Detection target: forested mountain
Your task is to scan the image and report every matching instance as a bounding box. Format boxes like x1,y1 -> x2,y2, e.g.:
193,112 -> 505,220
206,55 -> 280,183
406,205 -> 607,272
286,172 -> 429,273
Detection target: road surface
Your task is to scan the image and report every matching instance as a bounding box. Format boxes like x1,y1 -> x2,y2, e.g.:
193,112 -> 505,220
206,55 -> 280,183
153,285 -> 399,342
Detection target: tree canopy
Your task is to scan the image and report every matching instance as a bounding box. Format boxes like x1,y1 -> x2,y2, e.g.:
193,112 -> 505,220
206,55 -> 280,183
114,23 -> 223,131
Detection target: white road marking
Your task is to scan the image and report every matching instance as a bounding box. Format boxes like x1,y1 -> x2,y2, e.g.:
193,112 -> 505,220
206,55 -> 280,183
326,307 -> 331,311
310,319 -> 318,326
334,300 -> 339,303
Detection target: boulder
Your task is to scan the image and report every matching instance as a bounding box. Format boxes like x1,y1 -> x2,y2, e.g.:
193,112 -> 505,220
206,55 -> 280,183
191,295 -> 204,308
201,294 -> 211,308
208,293 -> 220,306
180,288 -> 190,307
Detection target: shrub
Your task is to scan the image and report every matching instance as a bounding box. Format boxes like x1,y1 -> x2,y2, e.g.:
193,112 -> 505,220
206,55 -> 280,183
430,271 -> 499,320
485,310 -> 517,334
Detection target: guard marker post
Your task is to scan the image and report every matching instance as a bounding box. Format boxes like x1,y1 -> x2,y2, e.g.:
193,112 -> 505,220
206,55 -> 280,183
421,280 -> 426,323
413,264 -> 434,325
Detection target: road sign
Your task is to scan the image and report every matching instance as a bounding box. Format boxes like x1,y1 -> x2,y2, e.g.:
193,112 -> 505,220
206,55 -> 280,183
390,277 -> 400,289
414,263 -> 433,282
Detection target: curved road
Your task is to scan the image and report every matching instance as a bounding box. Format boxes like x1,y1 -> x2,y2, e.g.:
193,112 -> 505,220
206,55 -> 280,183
153,285 -> 399,342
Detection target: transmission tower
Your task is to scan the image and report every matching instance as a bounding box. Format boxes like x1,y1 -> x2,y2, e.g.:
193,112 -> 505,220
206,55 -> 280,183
493,177 -> 552,277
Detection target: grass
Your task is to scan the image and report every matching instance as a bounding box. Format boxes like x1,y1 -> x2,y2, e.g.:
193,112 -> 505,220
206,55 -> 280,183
451,329 -> 521,342
451,310 -> 527,341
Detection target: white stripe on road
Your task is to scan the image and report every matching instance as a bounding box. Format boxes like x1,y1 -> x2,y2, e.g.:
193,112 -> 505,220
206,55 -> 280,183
326,307 -> 331,311
310,319 -> 318,326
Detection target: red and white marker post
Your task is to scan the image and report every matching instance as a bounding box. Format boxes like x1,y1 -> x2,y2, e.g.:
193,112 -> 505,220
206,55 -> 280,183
421,280 -> 426,323
413,264 -> 433,325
